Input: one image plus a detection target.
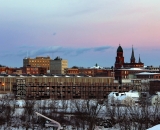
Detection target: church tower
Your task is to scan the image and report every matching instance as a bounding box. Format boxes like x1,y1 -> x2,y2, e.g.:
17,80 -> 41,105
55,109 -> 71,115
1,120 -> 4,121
115,45 -> 124,69
130,45 -> 135,63
138,54 -> 141,63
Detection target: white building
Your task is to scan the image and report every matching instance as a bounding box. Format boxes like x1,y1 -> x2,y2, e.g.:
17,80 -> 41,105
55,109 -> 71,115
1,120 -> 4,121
108,90 -> 140,106
50,56 -> 68,74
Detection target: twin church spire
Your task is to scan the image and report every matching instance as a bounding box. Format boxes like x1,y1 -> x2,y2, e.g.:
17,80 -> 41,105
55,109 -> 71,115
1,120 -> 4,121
130,45 -> 142,63
115,45 -> 143,69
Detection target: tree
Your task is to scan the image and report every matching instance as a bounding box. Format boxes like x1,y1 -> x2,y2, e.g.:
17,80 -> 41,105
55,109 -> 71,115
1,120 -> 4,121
72,99 -> 104,130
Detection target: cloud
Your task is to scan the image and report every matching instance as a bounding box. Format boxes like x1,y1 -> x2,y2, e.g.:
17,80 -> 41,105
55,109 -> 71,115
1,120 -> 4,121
94,46 -> 112,51
29,46 -> 112,56
27,46 -> 63,57
2,45 -> 112,58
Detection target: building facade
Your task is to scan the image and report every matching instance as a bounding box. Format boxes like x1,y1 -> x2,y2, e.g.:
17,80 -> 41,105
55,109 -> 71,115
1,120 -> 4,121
50,56 -> 68,74
65,65 -> 114,77
23,56 -> 51,70
0,67 -> 15,74
149,80 -> 160,95
11,77 -> 133,100
22,66 -> 47,75
0,76 -> 114,94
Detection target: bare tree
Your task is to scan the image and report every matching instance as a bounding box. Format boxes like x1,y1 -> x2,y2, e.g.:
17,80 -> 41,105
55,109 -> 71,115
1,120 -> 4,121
21,99 -> 36,129
71,99 -> 104,130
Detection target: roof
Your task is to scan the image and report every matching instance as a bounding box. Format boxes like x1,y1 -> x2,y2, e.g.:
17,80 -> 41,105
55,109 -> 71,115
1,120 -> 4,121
117,68 -> 145,71
135,72 -> 160,75
117,95 -> 128,101
117,45 -> 123,52
108,91 -> 139,99
129,68 -> 144,70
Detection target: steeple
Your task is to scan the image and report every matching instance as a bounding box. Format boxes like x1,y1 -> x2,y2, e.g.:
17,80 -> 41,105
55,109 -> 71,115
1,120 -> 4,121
115,45 -> 124,69
138,54 -> 141,63
130,45 -> 135,63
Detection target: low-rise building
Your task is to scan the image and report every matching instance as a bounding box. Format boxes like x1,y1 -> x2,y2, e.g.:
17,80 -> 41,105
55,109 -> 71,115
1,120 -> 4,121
22,66 -> 47,75
135,72 -> 160,79
149,80 -> 160,95
66,64 -> 113,77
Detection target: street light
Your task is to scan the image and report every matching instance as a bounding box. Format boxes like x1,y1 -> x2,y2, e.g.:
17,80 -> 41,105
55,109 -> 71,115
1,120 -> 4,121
35,111 -> 61,130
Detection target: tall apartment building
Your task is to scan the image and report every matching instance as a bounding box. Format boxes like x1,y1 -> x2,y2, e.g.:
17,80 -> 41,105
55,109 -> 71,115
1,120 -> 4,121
50,56 -> 68,74
23,56 -> 51,70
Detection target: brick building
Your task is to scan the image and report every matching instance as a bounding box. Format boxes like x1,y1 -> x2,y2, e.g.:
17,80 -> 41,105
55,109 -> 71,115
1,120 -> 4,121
0,67 -> 15,74
149,80 -> 160,95
135,72 -> 160,79
114,45 -> 145,82
22,66 -> 47,75
65,67 -> 113,77
115,45 -> 144,69
11,77 -> 132,100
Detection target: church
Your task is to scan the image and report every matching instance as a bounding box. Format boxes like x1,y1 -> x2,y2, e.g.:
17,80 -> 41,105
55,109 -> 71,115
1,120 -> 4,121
115,45 -> 144,69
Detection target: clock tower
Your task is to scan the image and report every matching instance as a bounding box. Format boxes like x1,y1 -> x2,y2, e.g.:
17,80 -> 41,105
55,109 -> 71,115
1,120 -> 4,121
115,45 -> 124,69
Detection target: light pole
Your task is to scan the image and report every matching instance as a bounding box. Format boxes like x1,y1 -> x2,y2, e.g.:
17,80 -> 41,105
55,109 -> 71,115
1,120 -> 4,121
35,112 -> 61,130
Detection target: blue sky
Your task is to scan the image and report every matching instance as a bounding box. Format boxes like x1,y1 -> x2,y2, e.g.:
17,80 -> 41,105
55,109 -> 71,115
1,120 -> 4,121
0,0 -> 160,67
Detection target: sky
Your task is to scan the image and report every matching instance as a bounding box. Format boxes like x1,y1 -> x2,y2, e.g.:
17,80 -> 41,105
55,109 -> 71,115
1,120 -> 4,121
0,0 -> 160,68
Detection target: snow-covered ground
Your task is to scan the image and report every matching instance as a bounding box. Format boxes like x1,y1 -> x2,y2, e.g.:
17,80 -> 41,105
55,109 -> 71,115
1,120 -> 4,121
147,124 -> 160,130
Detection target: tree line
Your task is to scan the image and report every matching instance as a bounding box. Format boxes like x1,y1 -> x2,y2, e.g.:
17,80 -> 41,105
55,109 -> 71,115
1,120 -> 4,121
0,94 -> 160,130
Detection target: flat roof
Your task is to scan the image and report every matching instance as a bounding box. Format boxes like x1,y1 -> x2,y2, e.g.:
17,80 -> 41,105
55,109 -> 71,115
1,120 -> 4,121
135,72 -> 160,75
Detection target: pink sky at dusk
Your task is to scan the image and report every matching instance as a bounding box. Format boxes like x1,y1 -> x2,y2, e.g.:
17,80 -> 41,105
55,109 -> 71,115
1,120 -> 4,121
0,0 -> 160,67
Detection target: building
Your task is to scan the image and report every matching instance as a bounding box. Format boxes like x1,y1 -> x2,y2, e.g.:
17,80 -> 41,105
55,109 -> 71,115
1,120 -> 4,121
22,66 -> 47,75
149,80 -> 160,95
65,64 -> 114,77
0,75 -> 133,99
0,76 -> 114,94
65,68 -> 79,75
114,45 -> 147,83
11,76 -> 132,100
145,66 -> 160,72
115,45 -> 124,69
115,45 -> 144,69
108,90 -> 139,106
114,68 -> 151,81
50,56 -> 68,74
135,72 -> 160,79
131,79 -> 142,91
0,67 -> 15,74
23,56 -> 51,70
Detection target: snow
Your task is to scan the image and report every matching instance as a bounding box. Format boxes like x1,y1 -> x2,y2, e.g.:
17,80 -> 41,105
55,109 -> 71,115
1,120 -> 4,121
91,65 -> 103,69
108,91 -> 140,105
135,72 -> 160,75
147,124 -> 160,130
117,68 -> 144,71
129,68 -> 144,70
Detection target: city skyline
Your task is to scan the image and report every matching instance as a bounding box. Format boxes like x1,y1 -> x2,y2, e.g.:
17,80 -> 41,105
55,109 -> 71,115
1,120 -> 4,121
0,0 -> 160,67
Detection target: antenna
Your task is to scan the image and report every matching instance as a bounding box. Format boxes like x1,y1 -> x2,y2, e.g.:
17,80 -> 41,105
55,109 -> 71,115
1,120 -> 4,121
52,52 -> 54,59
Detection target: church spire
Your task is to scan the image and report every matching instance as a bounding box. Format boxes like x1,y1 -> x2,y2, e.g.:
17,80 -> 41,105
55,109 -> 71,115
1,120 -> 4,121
130,45 -> 135,63
139,54 -> 141,63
